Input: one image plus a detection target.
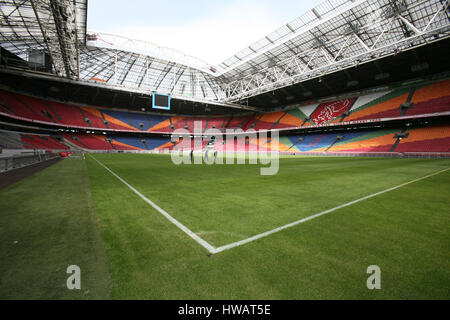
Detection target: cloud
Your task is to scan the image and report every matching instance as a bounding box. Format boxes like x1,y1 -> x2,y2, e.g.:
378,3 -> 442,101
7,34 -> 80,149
103,3 -> 284,65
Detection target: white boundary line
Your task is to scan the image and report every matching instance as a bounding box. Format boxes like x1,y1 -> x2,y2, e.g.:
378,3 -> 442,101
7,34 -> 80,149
90,155 -> 216,253
90,154 -> 449,255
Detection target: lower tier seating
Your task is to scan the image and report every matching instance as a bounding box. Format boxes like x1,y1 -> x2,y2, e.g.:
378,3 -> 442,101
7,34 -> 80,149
1,125 -> 448,153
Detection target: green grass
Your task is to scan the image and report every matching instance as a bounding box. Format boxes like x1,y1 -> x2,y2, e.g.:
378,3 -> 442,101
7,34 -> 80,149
1,154 -> 449,299
87,154 -> 450,247
0,158 -> 110,299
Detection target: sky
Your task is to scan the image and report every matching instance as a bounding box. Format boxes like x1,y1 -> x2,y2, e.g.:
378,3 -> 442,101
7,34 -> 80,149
87,0 -> 324,65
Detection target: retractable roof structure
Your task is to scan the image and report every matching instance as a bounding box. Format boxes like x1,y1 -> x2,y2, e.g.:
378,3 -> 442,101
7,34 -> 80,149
215,0 -> 450,102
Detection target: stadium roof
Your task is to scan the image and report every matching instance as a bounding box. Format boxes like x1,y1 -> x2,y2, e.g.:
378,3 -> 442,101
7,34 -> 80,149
79,31 -> 223,105
0,0 -> 87,78
0,0 -> 449,110
216,0 -> 450,102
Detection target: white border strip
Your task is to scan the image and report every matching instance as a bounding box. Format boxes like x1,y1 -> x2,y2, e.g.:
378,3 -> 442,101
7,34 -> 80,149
90,153 -> 449,255
90,155 -> 216,253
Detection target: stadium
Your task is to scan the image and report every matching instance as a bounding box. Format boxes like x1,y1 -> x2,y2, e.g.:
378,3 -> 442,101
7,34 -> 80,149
0,0 -> 449,301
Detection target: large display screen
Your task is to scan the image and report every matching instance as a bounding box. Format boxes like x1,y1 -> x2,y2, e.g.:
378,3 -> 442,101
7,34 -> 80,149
152,93 -> 171,110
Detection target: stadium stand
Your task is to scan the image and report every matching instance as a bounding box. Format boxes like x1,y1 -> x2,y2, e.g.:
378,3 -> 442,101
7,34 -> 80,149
0,77 -> 449,156
253,111 -> 285,130
0,89 -> 48,121
0,130 -> 29,149
395,125 -> 450,152
110,136 -> 170,150
62,134 -> 113,150
309,98 -> 357,125
225,116 -> 248,129
206,117 -> 226,130
3,125 -> 447,153
21,134 -> 69,150
313,130 -> 399,153
47,101 -> 87,127
1,79 -> 449,134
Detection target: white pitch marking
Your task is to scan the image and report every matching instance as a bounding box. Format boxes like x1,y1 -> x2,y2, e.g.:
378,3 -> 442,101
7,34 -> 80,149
90,155 -> 216,254
211,167 -> 450,254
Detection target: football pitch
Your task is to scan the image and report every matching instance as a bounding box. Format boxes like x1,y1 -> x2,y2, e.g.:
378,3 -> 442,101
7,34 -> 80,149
0,154 -> 449,299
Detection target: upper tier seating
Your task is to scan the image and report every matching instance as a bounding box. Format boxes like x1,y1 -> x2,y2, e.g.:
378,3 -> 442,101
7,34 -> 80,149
0,79 -> 449,134
0,90 -> 48,121
206,117 -> 226,130
309,98 -> 357,125
225,116 -> 248,129
47,101 -> 87,127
